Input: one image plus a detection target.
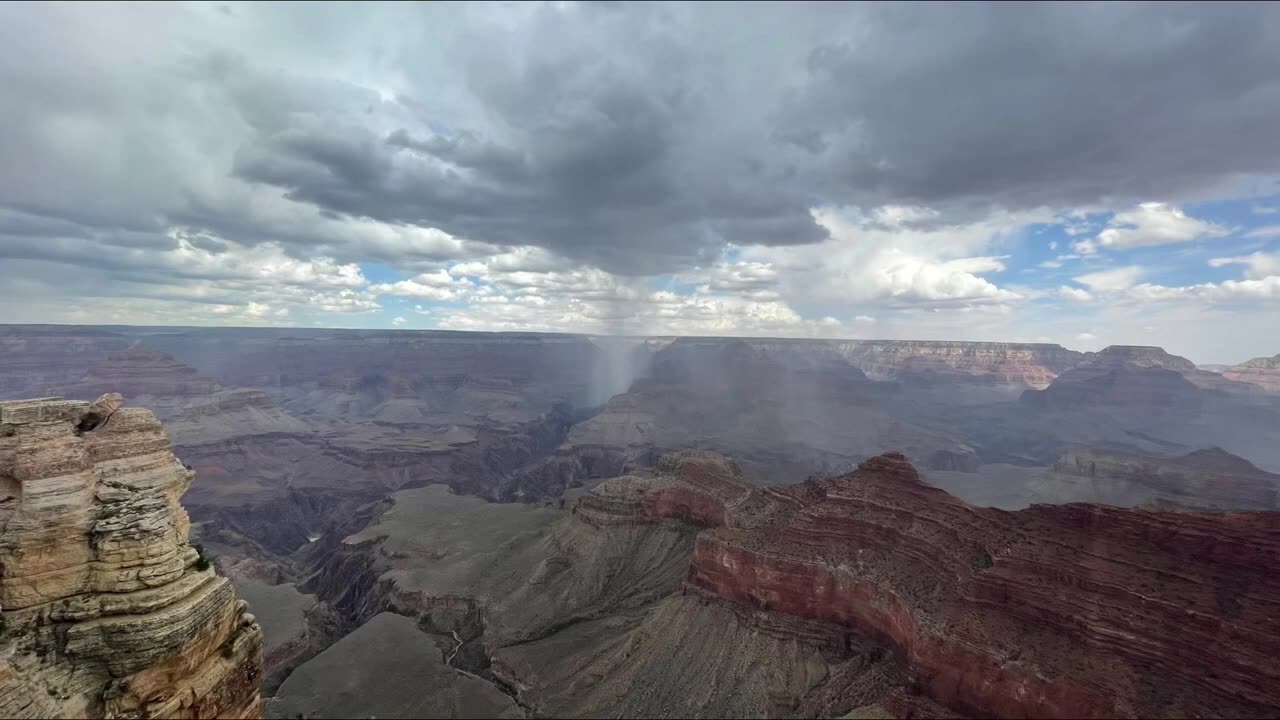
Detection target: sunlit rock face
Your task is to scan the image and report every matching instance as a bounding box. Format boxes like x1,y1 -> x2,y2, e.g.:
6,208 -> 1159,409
0,395 -> 263,719
833,340 -> 1084,389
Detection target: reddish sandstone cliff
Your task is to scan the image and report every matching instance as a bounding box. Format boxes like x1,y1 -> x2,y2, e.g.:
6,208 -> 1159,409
630,453 -> 1280,719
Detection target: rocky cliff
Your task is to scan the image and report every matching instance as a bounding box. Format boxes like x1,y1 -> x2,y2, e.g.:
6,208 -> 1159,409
684,452 -> 1280,719
0,395 -> 263,719
279,447 -> 1280,718
1225,353 -> 1280,393
834,340 -> 1082,389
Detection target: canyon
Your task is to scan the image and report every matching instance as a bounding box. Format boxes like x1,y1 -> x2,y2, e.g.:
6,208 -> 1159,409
268,449 -> 1280,718
2,324 -> 1279,718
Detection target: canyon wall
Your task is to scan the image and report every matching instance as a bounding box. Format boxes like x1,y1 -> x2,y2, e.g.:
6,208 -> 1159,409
0,395 -> 263,719
1226,353 -> 1280,393
681,452 -> 1280,719
833,340 -> 1083,388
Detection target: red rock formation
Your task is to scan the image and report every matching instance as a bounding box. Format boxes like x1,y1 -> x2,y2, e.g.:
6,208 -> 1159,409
574,451 -> 751,528
833,340 -> 1083,389
673,452 -> 1280,719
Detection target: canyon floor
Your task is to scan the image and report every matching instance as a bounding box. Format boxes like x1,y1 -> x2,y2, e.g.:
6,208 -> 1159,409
4,325 -> 1280,718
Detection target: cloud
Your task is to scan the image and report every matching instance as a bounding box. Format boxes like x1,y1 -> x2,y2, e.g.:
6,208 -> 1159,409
735,205 -> 1040,310
1127,278 -> 1280,303
1058,286 -> 1094,302
429,286 -> 846,338
1253,205 -> 1278,215
1210,251 -> 1280,279
1059,254 -> 1280,306
1073,203 -> 1229,254
1244,225 -> 1280,239
1073,266 -> 1143,292
392,316 -> 406,326
370,270 -> 469,300
2,2 -> 1280,354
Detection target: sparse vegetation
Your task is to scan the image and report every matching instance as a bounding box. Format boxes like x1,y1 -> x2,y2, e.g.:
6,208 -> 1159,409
973,550 -> 994,570
192,542 -> 213,572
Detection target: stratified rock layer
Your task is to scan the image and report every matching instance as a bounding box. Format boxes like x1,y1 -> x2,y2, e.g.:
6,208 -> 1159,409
834,340 -> 1082,389
1225,353 -> 1280,393
0,395 -> 263,719
680,452 -> 1280,719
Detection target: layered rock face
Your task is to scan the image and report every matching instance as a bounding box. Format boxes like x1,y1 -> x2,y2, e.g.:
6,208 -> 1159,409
0,395 -> 263,719
1054,445 -> 1280,510
833,340 -> 1082,388
684,452 -> 1280,719
281,447 -> 1280,718
1072,345 -> 1258,393
1225,353 -> 1280,393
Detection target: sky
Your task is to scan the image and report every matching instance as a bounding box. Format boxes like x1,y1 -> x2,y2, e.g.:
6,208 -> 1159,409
1,2 -> 1279,364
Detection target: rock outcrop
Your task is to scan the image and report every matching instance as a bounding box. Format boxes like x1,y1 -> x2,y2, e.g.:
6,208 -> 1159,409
1073,345 -> 1259,393
682,452 -> 1280,719
1021,361 -> 1207,411
0,395 -> 263,719
1225,353 -> 1280,393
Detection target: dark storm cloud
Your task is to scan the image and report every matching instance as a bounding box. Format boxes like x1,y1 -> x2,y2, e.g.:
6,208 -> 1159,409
2,2 -> 1280,279
781,2 -> 1280,214
207,2 -> 1280,272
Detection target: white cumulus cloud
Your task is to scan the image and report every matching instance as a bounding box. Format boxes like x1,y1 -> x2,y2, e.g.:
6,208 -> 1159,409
1073,203 -> 1228,254
1073,266 -> 1144,292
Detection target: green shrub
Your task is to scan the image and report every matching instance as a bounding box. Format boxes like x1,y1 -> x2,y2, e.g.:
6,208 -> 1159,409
192,543 -> 213,572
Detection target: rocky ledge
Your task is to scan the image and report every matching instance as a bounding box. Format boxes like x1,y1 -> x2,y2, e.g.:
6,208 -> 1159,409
0,395 -> 263,719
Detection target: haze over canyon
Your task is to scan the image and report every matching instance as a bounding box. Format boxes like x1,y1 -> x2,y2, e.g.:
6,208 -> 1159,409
2,324 -> 1280,718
